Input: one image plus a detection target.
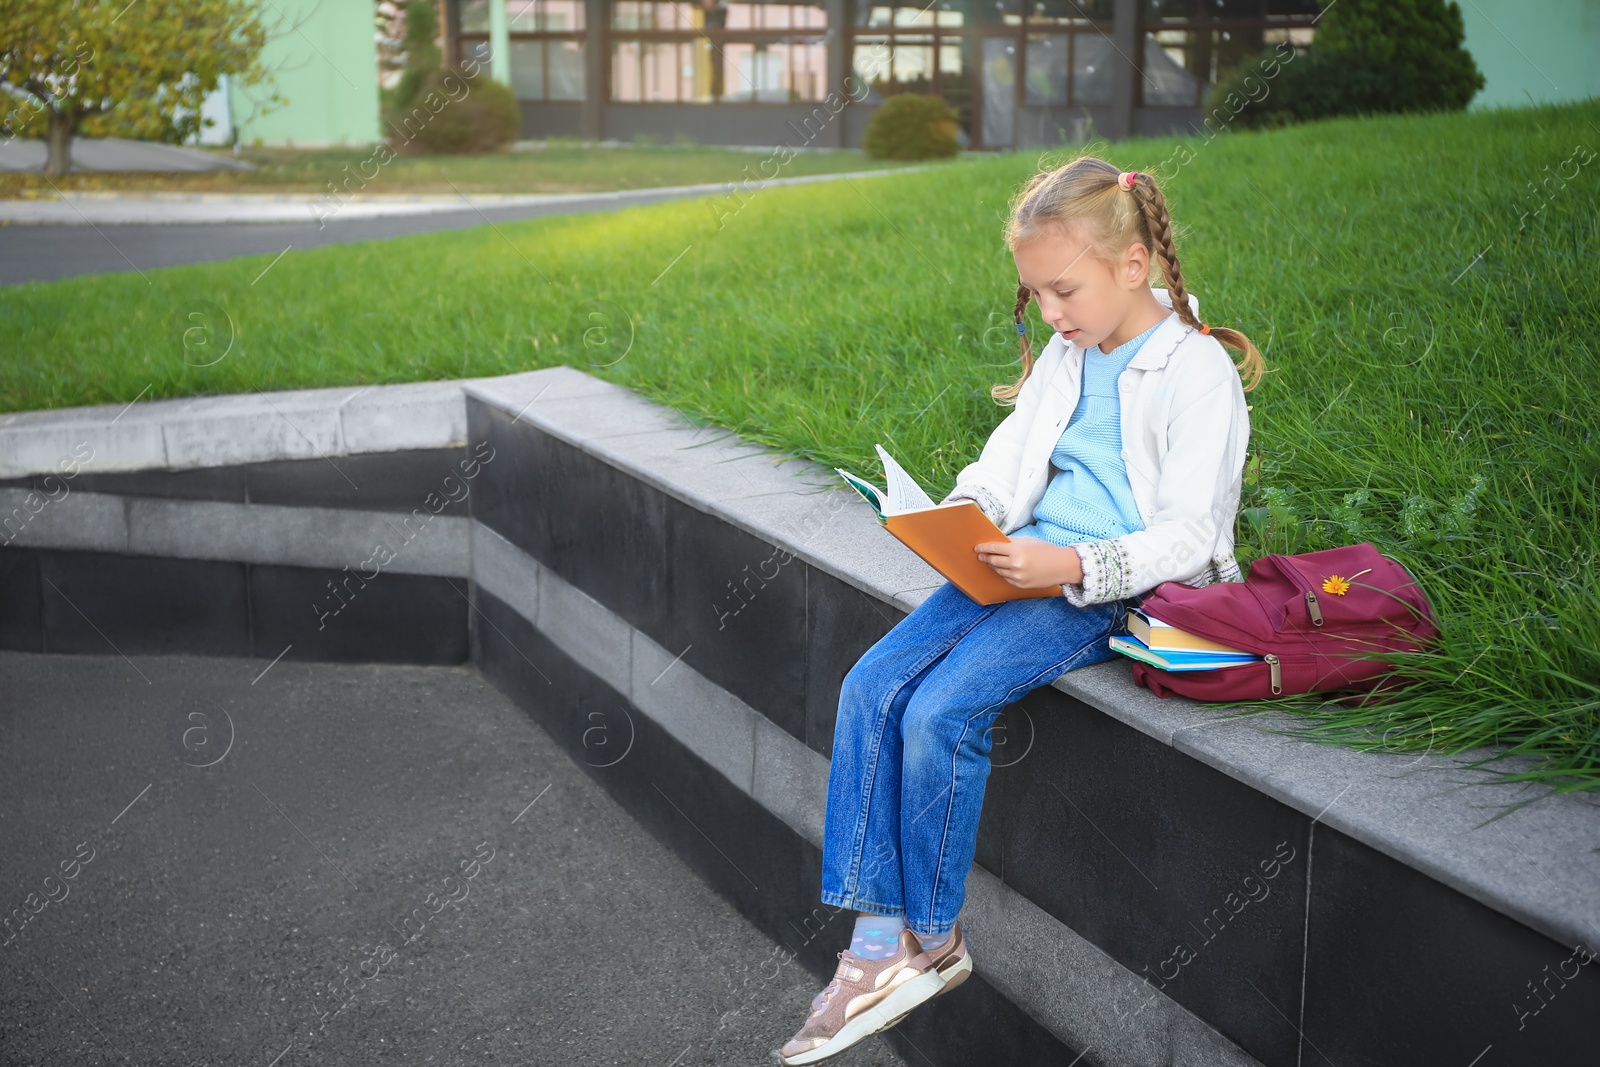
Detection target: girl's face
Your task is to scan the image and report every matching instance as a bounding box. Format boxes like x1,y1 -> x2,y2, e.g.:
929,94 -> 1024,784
1012,225 -> 1154,353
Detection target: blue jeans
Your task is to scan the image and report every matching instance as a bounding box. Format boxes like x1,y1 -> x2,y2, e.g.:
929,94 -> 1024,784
819,580 -> 1129,937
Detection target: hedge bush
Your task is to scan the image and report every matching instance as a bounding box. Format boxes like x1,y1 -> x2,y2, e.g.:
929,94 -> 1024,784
389,66 -> 520,155
1212,0 -> 1484,128
862,94 -> 960,161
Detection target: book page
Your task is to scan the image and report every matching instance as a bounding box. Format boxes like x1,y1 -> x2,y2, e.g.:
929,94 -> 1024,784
835,468 -> 886,520
875,444 -> 936,515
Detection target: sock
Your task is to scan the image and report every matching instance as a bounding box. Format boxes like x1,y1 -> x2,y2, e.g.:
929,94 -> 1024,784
916,929 -> 951,952
850,913 -> 906,960
813,913 -> 907,1012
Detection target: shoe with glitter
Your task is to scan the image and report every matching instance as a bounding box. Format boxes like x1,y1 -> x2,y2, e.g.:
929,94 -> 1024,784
778,927 -> 944,1065
880,921 -> 972,1031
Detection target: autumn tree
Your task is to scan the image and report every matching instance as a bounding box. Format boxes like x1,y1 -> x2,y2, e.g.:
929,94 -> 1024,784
0,0 -> 279,177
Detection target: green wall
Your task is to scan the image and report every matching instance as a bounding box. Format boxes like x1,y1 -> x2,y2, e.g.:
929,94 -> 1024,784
229,0 -> 381,146
1462,0 -> 1600,108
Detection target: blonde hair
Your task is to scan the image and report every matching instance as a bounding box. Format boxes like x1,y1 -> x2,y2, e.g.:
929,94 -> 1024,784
993,156 -> 1265,404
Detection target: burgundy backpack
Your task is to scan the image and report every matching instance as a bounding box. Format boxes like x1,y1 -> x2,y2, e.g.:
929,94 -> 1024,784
1129,542 -> 1439,701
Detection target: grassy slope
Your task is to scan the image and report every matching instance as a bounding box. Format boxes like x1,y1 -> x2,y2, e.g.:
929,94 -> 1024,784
3,101 -> 1596,791
0,143 -> 915,198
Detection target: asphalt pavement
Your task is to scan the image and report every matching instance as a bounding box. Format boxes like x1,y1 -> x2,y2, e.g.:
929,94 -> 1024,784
0,187 -> 733,286
0,649 -> 905,1067
0,169 -> 913,286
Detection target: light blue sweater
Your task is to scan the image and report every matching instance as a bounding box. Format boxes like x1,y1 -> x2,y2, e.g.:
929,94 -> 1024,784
1009,320 -> 1163,547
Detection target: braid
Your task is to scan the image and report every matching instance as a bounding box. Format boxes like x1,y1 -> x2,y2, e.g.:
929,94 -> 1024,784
1129,176 -> 1202,332
1130,173 -> 1266,391
991,283 -> 1034,404
994,156 -> 1267,401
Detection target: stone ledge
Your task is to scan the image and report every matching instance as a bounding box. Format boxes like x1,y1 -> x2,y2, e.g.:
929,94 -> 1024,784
5,367 -> 1597,957
465,369 -> 1600,955
465,523 -> 1257,1067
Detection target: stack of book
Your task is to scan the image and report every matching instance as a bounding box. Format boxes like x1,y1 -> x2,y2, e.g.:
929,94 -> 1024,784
1110,609 -> 1260,671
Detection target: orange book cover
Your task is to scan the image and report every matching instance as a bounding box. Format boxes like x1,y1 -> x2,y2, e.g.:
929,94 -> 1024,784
837,445 -> 1058,607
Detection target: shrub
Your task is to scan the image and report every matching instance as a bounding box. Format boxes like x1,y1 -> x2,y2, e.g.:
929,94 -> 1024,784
1211,0 -> 1484,128
862,94 -> 960,161
1203,45 -> 1304,132
390,66 -> 520,155
389,0 -> 442,112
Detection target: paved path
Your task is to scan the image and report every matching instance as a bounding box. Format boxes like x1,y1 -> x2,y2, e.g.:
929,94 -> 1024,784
0,650 -> 904,1067
0,169 -> 915,286
2,190 -> 603,224
0,135 -> 256,173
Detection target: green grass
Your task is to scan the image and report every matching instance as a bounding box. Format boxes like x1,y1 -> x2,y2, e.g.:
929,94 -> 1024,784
3,101 -> 1597,793
0,142 -> 917,198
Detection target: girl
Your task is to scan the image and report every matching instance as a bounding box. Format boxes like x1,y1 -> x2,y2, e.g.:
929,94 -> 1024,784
779,156 -> 1264,1065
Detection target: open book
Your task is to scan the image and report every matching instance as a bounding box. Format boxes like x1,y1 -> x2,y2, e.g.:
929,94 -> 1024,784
836,445 -> 1058,606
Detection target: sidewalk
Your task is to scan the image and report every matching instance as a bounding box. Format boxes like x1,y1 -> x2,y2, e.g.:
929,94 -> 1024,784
0,167 -> 920,225
0,649 -> 906,1067
0,135 -> 254,174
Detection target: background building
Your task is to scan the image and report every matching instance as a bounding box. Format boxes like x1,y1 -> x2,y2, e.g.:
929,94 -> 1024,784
199,0 -> 382,147
1461,0 -> 1599,110
442,0 -> 1325,149
189,0 -> 1597,150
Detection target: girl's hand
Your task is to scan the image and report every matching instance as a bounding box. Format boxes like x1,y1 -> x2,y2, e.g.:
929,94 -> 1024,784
974,540 -> 1083,588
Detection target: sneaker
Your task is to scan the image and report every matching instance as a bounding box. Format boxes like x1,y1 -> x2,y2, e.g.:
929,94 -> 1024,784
880,921 -> 972,1031
778,928 -> 944,1065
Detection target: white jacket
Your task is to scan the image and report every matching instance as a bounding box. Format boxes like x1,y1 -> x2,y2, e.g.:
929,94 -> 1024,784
946,288 -> 1251,607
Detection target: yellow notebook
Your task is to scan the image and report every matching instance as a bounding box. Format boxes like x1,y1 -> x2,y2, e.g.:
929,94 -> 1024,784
836,445 -> 1057,606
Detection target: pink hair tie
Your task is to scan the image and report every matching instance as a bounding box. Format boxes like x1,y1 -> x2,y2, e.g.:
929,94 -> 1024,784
1118,171 -> 1139,190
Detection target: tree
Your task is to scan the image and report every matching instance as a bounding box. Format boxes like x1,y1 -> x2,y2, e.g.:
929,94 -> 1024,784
1304,0 -> 1484,114
0,0 -> 279,177
1210,0 -> 1485,128
389,0 -> 441,111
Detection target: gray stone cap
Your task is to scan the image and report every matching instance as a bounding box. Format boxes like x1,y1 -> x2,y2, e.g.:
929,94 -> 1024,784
6,366 -> 1597,954
0,380 -> 467,478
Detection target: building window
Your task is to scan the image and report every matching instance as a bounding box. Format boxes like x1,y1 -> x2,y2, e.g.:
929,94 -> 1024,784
611,1 -> 825,30
1016,31 -> 1114,107
1024,0 -> 1113,23
1132,0 -> 1320,106
458,0 -> 586,102
1139,0 -> 1324,14
461,0 -> 586,32
851,2 -> 966,101
609,0 -> 828,103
